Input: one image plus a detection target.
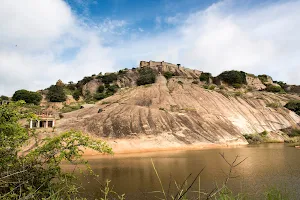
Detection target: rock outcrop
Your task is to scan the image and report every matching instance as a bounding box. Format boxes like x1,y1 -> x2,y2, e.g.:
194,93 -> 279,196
57,73 -> 300,152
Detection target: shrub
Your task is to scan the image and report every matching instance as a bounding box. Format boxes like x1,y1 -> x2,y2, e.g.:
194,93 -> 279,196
266,102 -> 281,108
107,84 -> 119,95
72,89 -> 81,101
265,85 -> 284,93
94,93 -> 107,100
258,74 -> 268,83
203,85 -> 209,89
288,129 -> 300,137
192,80 -> 199,84
137,67 -> 156,86
284,100 -> 300,115
101,73 -> 118,84
12,89 -> 42,105
232,83 -> 242,89
259,130 -> 268,137
178,81 -> 183,85
46,85 -> 66,102
219,85 -> 225,90
163,71 -> 174,80
98,85 -> 105,93
0,101 -> 112,199
218,70 -> 246,85
60,104 -> 81,113
199,72 -> 212,83
0,95 -> 9,100
208,85 -> 216,90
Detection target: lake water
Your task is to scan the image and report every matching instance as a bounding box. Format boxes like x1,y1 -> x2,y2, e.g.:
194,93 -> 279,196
67,144 -> 300,199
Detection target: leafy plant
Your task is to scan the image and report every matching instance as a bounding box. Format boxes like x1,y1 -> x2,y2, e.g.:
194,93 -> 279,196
218,71 -> 246,85
199,72 -> 212,83
0,101 -> 112,199
137,67 -> 156,86
46,85 -> 66,102
163,71 -> 174,80
101,73 -> 118,84
12,89 -> 42,105
265,85 -> 284,93
98,85 -> 105,93
284,100 -> 300,115
72,89 -> 81,101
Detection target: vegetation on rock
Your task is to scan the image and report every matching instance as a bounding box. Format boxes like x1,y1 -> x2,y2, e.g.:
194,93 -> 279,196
218,70 -> 246,86
265,85 -> 284,93
46,85 -> 67,102
285,100 -> 300,115
199,72 -> 212,83
100,73 -> 118,84
0,95 -> 9,101
137,67 -> 156,86
163,71 -> 174,80
12,89 -> 42,105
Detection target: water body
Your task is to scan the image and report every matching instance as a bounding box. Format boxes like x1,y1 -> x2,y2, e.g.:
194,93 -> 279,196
69,144 -> 300,199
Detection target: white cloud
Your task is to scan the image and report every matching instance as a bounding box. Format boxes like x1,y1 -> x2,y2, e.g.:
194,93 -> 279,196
0,0 -> 116,95
1,0 -> 300,96
116,0 -> 300,85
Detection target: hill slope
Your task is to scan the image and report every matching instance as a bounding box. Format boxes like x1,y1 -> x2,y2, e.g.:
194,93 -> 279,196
57,72 -> 300,152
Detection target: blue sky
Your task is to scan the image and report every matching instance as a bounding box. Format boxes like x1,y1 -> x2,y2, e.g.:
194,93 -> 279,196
0,0 -> 300,95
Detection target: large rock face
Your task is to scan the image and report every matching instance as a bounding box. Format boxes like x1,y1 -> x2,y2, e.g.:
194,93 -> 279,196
57,75 -> 300,152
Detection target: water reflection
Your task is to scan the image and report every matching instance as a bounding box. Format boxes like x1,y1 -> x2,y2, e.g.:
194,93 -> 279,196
63,144 -> 300,199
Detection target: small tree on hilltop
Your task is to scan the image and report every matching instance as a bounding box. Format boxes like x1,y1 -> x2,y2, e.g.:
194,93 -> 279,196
46,85 -> 66,102
136,67 -> 156,86
12,89 -> 42,105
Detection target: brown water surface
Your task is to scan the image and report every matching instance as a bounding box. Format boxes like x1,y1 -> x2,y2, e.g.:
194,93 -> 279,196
65,144 -> 300,199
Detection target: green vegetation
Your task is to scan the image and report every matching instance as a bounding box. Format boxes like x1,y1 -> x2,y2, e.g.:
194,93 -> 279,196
232,83 -> 242,89
265,85 -> 284,93
46,85 -> 66,102
258,74 -> 268,83
243,131 -> 278,144
203,84 -> 209,89
12,89 -> 42,105
137,67 -> 156,86
72,89 -> 81,101
98,85 -> 105,93
0,95 -> 9,101
163,71 -> 174,80
218,70 -> 246,86
0,101 -> 112,199
178,80 -> 183,85
266,102 -> 281,108
284,100 -> 300,115
60,103 -> 82,113
101,73 -> 118,84
199,72 -> 212,83
208,85 -> 216,90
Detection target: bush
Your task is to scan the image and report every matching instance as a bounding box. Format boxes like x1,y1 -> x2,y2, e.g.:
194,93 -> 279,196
0,95 -> 9,100
72,89 -> 81,101
266,102 -> 281,108
98,85 -> 105,93
46,85 -> 66,102
208,85 -> 216,90
12,89 -> 42,105
232,83 -> 242,89
60,104 -> 81,113
265,85 -> 284,93
94,93 -> 107,100
218,70 -> 246,85
163,71 -> 174,80
192,80 -> 199,84
199,72 -> 211,83
136,67 -> 156,86
285,100 -> 300,115
101,73 -> 118,84
203,85 -> 209,89
0,101 -> 112,199
107,84 -> 119,94
178,81 -> 183,85
258,74 -> 268,83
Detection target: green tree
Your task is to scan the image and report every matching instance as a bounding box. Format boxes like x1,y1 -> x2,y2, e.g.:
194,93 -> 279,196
0,95 -> 9,101
218,70 -> 246,85
72,89 -> 81,101
285,100 -> 300,115
163,71 -> 174,80
12,90 -> 42,105
136,67 -> 156,86
101,73 -> 118,84
98,85 -> 105,93
199,72 -> 212,83
0,101 -> 112,199
46,85 -> 66,102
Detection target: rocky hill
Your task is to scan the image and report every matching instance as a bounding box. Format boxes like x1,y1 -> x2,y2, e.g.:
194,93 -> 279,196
53,61 -> 300,153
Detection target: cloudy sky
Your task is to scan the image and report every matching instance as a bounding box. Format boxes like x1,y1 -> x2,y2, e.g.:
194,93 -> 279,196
0,0 -> 300,96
